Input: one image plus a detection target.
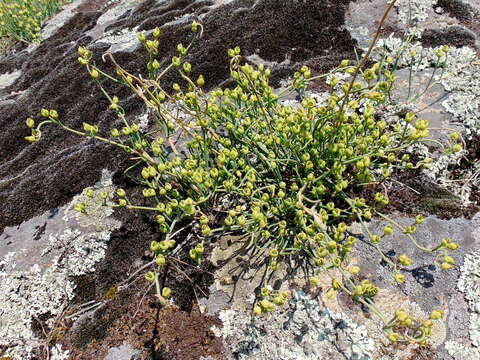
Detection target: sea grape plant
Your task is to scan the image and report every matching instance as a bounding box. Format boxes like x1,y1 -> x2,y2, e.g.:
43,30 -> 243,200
25,13 -> 463,345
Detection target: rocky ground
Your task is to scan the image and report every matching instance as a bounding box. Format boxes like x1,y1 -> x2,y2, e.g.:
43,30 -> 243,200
0,0 -> 479,359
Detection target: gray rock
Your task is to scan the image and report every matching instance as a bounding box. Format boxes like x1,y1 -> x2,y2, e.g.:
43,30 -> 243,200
351,212 -> 480,359
104,344 -> 140,360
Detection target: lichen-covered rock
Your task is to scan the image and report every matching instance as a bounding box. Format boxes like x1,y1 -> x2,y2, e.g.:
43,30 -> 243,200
211,291 -> 375,360
0,171 -> 120,359
445,250 -> 480,359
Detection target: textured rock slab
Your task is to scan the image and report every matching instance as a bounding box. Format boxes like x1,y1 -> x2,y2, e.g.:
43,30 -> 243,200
347,212 -> 480,359
104,343 -> 140,360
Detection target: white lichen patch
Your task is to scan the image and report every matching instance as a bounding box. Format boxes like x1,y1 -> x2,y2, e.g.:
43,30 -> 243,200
375,36 -> 480,203
395,0 -> 438,37
377,37 -> 480,138
96,26 -> 140,53
446,250 -> 480,359
0,172 -> 120,359
212,290 -> 375,360
49,344 -> 70,360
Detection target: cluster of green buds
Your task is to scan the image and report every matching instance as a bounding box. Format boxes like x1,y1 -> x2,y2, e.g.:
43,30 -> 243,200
77,46 -> 93,65
189,242 -> 204,265
150,238 -> 176,256
26,19 -> 462,345
24,108 -> 60,142
385,308 -> 444,345
0,0 -> 64,43
145,270 -> 172,307
253,287 -> 290,315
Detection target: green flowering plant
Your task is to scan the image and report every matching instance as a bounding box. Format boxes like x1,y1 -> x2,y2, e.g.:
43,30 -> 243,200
25,4 -> 463,345
0,0 -> 68,45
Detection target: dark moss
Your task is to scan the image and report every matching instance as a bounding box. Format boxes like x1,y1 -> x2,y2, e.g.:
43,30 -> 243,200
421,25 -> 477,48
436,0 -> 477,22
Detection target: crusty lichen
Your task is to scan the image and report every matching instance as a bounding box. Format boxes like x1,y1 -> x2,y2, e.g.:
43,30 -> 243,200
395,0 -> 438,37
446,250 -> 480,359
375,35 -> 480,203
212,290 -> 375,360
0,171 -> 120,359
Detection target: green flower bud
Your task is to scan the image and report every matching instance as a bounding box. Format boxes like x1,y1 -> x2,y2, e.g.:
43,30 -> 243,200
197,75 -> 205,87
332,278 -> 342,289
348,266 -> 360,275
447,242 -> 458,251
253,305 -> 263,315
310,276 -> 319,286
49,109 -> 58,119
24,135 -> 38,142
269,249 -> 279,258
90,69 -> 100,79
383,225 -> 394,235
444,255 -> 455,264
452,144 -> 462,153
398,254 -> 413,266
137,32 -> 146,42
394,273 -> 405,284
74,202 -> 86,213
195,243 -> 204,254
440,262 -> 453,270
172,56 -> 180,67
326,289 -> 337,299
430,310 -> 443,320
191,21 -> 199,33
145,271 -> 155,282
162,287 -> 171,298
155,254 -> 166,266
183,62 -> 191,73
259,299 -> 275,312
26,118 -> 35,128
388,332 -> 400,342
